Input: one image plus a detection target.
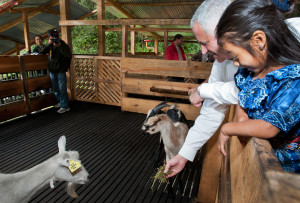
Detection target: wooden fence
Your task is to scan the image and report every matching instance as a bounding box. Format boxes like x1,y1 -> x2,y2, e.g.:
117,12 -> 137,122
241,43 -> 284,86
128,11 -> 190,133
73,55 -> 213,120
0,55 -> 56,123
198,105 -> 300,203
73,55 -> 122,106
121,57 -> 212,120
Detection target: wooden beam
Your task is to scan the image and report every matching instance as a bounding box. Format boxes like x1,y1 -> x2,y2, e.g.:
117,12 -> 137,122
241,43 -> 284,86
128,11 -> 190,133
0,0 -> 59,33
97,0 -> 105,56
130,25 -> 135,55
117,1 -> 203,7
105,0 -> 161,39
0,34 -> 23,44
104,27 -> 192,32
59,0 -> 72,49
154,38 -> 158,55
164,30 -> 168,55
15,42 -> 20,55
59,0 -> 73,101
60,19 -> 190,26
122,25 -> 128,57
22,11 -> 31,53
41,7 -> 60,15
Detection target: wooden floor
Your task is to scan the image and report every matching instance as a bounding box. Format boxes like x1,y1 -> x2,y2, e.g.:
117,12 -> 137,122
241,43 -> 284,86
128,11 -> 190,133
0,101 -> 203,203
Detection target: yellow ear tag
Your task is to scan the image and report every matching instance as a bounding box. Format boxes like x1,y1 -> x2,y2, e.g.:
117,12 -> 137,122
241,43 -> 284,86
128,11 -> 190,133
68,159 -> 81,173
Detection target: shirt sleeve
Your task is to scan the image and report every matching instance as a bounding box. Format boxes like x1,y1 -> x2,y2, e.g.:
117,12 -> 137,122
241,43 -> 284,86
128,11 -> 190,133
179,99 -> 229,161
199,60 -> 239,105
285,18 -> 300,42
179,60 -> 236,161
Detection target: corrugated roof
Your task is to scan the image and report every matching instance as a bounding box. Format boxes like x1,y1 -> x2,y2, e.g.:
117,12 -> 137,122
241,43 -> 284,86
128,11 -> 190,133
1,0 -> 300,55
0,0 -> 91,55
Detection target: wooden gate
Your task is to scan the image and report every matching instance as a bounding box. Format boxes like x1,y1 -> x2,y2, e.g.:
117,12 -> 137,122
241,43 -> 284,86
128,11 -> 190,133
73,55 -> 121,106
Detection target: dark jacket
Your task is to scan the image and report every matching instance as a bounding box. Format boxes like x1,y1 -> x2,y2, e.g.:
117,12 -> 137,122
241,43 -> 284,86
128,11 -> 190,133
32,44 -> 46,54
40,40 -> 72,73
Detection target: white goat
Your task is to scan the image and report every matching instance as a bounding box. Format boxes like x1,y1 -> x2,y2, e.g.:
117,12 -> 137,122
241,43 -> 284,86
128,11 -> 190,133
0,136 -> 89,203
142,102 -> 189,197
142,102 -> 189,162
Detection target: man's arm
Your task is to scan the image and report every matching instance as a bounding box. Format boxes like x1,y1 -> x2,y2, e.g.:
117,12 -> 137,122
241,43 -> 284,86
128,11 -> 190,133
165,61 -> 236,177
189,61 -> 238,107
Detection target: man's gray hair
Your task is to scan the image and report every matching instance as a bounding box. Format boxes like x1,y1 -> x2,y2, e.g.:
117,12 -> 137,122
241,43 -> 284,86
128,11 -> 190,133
190,0 -> 232,36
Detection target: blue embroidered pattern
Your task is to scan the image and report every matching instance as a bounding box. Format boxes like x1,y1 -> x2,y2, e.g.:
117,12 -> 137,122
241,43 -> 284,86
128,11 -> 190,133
235,64 -> 300,173
272,0 -> 291,12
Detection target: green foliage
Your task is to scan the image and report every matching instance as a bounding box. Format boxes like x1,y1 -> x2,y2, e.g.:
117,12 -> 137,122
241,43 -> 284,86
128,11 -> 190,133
71,0 -> 201,55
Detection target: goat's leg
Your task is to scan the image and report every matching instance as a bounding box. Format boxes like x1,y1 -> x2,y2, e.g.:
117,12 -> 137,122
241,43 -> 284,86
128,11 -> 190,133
154,140 -> 164,167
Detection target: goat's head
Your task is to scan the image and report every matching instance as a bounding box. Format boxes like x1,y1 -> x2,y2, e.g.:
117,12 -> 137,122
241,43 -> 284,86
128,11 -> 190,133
142,114 -> 168,135
51,136 -> 89,198
142,101 -> 170,135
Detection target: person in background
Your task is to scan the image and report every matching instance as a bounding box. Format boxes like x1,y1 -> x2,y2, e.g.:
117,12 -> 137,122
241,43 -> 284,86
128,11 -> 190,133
216,0 -> 300,173
32,35 -> 46,55
165,34 -> 186,82
165,34 -> 186,61
40,29 -> 72,114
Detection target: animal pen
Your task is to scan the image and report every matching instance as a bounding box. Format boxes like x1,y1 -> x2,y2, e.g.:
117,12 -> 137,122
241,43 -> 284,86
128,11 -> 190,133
1,0 -> 300,202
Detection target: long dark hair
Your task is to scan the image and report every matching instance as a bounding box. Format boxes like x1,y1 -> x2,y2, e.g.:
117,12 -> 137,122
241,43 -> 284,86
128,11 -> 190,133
216,0 -> 300,67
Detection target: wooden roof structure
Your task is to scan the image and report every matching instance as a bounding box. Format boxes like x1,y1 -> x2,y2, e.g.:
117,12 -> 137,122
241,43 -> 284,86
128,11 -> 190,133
1,0 -> 300,56
0,0 -> 93,55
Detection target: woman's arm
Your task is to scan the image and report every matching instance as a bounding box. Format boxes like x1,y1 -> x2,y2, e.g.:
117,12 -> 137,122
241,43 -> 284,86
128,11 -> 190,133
218,119 -> 280,156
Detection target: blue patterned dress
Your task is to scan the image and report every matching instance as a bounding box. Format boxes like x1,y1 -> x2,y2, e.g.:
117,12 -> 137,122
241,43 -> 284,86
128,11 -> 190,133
235,64 -> 300,173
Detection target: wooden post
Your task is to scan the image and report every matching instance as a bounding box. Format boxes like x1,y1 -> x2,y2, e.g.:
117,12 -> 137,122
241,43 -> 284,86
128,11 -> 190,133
130,25 -> 135,55
15,42 -> 20,55
122,25 -> 128,58
19,56 -> 31,114
154,38 -> 158,55
59,0 -> 73,100
97,0 -> 105,56
22,11 -> 31,53
164,30 -> 168,56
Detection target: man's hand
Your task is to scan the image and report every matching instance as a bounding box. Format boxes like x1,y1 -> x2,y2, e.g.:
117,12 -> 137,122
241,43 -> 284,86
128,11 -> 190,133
164,154 -> 188,178
189,87 -> 204,107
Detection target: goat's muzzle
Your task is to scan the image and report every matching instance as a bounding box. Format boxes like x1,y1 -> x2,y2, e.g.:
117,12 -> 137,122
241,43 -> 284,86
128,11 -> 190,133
141,125 -> 150,135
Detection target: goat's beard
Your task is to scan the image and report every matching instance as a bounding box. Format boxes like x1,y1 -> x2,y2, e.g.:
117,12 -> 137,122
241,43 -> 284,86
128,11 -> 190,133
67,182 -> 78,198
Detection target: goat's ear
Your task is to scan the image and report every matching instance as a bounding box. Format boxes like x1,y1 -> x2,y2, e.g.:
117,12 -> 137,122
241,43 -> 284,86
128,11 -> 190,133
58,135 -> 66,153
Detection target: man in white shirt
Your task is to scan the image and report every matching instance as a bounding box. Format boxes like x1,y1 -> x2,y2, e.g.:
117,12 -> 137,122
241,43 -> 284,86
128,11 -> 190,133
165,0 -> 300,177
164,0 -> 237,177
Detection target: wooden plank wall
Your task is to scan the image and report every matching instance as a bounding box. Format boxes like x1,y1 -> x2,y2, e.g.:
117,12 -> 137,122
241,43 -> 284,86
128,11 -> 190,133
121,58 -> 213,120
0,55 -> 56,123
199,105 -> 300,203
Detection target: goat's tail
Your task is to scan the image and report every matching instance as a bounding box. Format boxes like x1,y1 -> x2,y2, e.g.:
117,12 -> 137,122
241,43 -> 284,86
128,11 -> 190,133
67,182 -> 78,198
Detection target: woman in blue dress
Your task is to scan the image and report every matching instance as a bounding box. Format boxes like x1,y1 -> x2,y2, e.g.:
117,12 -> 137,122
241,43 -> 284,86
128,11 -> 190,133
215,0 -> 300,173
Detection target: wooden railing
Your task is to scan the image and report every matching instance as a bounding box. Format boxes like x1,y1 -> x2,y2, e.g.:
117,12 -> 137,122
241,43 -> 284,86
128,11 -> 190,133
120,57 -> 213,120
198,105 -> 300,203
0,55 -> 56,123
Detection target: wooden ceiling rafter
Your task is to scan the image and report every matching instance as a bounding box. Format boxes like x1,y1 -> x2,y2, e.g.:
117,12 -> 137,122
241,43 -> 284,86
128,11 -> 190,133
0,34 -> 23,44
105,0 -> 161,39
0,0 -> 59,33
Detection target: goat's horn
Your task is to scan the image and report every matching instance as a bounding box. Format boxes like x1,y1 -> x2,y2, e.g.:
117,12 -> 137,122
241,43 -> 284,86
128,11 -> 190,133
152,101 -> 169,114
